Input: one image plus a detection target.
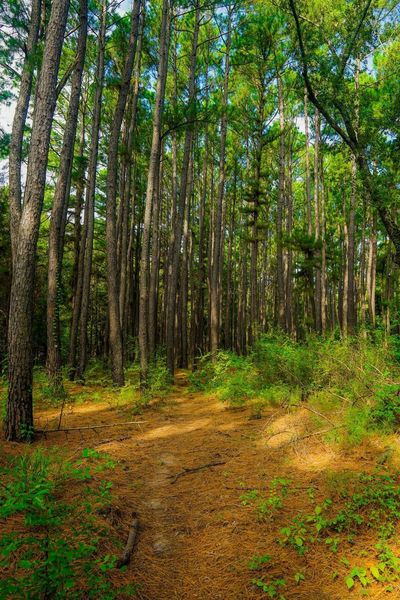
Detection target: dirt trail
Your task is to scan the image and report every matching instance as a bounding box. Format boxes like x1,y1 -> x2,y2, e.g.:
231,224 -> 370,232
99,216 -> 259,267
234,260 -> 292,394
25,370 -> 395,599
110,371 -> 269,600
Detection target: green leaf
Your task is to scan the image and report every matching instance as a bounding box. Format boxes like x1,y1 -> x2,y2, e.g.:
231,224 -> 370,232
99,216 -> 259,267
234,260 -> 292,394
370,566 -> 380,580
345,576 -> 355,590
295,537 -> 303,547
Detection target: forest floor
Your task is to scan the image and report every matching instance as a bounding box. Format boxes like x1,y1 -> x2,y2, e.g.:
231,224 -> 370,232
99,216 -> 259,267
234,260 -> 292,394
3,370 -> 400,599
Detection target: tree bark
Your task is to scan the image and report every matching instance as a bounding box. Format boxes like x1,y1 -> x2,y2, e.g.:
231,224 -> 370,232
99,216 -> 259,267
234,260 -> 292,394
106,0 -> 142,386
46,0 -> 88,385
209,9 -> 231,357
165,4 -> 201,374
138,0 -> 171,385
6,0 -> 70,441
72,1 -> 106,380
9,0 -> 42,262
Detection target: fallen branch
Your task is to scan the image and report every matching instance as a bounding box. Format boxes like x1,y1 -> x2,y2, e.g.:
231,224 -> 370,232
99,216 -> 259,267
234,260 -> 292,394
289,403 -> 337,426
36,420 -> 146,434
265,429 -> 295,442
281,425 -> 345,447
91,435 -> 131,448
169,460 -> 226,484
116,512 -> 139,569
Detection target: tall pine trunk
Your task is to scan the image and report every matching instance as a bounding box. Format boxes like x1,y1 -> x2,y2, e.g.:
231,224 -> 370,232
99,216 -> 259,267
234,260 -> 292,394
70,1 -> 106,379
9,0 -> 42,262
139,0 -> 171,385
46,0 -> 88,385
165,4 -> 200,374
106,0 -> 141,386
6,0 -> 70,441
209,10 -> 231,357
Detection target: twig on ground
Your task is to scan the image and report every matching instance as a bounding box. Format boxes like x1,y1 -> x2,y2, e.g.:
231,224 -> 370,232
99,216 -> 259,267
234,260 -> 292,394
92,435 -> 131,447
116,512 -> 139,568
281,425 -> 345,447
289,403 -> 337,426
169,460 -> 226,484
265,429 -> 295,442
35,420 -> 146,434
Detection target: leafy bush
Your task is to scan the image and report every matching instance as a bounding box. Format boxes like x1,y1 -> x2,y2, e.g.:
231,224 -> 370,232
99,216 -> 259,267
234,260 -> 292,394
190,351 -> 259,405
190,333 -> 400,438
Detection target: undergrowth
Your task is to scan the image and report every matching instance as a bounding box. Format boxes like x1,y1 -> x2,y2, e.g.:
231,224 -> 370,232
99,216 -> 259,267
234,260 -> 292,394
244,468 -> 400,597
190,334 -> 400,443
0,448 -> 138,599
27,354 -> 173,414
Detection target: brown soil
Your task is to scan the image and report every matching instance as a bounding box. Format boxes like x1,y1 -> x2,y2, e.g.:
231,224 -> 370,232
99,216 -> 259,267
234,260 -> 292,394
3,371 -> 400,599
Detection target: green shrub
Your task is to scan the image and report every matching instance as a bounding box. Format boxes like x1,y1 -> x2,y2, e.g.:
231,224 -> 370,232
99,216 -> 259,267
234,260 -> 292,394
190,333 -> 400,437
0,448 -> 136,599
190,351 -> 259,406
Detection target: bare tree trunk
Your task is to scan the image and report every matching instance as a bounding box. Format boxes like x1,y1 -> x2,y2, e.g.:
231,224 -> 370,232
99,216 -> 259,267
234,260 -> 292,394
148,144 -> 164,356
6,0 -> 70,441
342,196 -> 349,337
106,0 -> 141,386
73,1 -> 106,379
71,100 -> 87,301
314,108 -> 322,332
304,87 -> 312,237
119,8 -> 144,331
320,152 -> 327,334
138,0 -> 170,385
285,135 -> 294,335
9,0 -> 42,262
347,155 -> 357,333
367,211 -> 377,326
209,9 -> 231,357
180,155 -> 193,368
224,163 -> 236,349
276,74 -> 286,330
166,4 -> 200,374
46,0 -> 88,385
193,126 -> 208,363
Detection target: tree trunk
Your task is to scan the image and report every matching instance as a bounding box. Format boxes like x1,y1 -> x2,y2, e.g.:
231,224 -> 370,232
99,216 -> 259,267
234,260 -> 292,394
148,144 -> 163,357
9,0 -> 42,262
347,155 -> 357,333
209,10 -> 231,357
6,0 -> 70,441
106,0 -> 141,386
138,0 -> 170,385
304,87 -> 312,237
276,74 -> 286,330
314,108 -> 322,332
46,0 -> 88,385
165,4 -> 200,374
367,211 -> 377,326
119,8 -> 144,332
73,0 -> 106,380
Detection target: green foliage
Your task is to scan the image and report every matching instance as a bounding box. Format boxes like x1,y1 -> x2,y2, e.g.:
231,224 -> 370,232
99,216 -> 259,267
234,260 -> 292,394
251,577 -> 286,598
145,355 -> 173,399
276,470 -> 400,591
0,448 -> 135,599
190,334 -> 400,443
241,477 -> 292,521
248,554 -> 271,571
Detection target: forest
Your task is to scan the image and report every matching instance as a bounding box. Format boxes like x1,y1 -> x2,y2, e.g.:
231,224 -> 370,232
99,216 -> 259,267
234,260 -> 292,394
1,0 -> 400,597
